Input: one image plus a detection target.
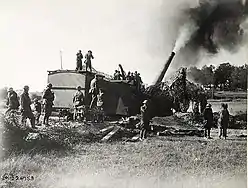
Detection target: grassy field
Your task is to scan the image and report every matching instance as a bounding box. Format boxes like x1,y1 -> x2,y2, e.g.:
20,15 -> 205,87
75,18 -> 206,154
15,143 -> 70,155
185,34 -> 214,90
0,129 -> 246,188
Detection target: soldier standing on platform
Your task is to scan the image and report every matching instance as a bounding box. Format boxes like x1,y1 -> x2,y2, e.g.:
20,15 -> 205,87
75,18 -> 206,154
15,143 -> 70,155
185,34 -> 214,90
84,50 -> 94,72
76,50 -> 83,71
42,83 -> 55,125
20,85 -> 36,129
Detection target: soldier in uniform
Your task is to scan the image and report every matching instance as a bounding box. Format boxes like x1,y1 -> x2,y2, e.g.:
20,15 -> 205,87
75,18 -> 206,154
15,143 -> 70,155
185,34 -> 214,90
203,103 -> 213,139
20,85 -> 36,128
42,83 -> 55,125
84,50 -> 94,72
89,75 -> 99,109
6,87 -> 19,114
73,86 -> 84,107
139,100 -> 151,141
76,50 -> 83,71
33,98 -> 42,124
73,86 -> 85,121
218,103 -> 230,140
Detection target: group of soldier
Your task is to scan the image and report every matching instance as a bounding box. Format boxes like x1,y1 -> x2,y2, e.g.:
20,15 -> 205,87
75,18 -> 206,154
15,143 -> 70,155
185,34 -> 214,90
139,99 -> 230,141
72,74 -> 104,122
76,50 -> 94,72
113,70 -> 143,91
5,84 -> 55,129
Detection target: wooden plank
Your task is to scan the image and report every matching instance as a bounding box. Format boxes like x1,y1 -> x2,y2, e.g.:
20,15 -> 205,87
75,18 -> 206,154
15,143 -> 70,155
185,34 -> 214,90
131,135 -> 140,141
99,125 -> 115,134
101,126 -> 120,142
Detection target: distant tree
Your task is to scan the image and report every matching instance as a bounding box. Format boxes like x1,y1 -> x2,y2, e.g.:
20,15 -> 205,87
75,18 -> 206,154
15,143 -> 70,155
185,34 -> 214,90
187,66 -> 205,84
230,64 -> 248,91
214,63 -> 234,90
201,65 -> 215,86
0,87 -> 8,100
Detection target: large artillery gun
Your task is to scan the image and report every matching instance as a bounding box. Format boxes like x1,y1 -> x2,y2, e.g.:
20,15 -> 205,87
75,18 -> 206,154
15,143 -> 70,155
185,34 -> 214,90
142,51 -> 206,118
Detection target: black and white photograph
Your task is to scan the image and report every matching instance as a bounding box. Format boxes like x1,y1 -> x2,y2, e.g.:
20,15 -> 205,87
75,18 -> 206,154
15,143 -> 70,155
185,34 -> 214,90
0,0 -> 247,187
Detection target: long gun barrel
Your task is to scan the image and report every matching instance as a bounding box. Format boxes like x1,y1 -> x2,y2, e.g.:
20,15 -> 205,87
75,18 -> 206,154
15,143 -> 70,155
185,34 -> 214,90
154,52 -> 175,85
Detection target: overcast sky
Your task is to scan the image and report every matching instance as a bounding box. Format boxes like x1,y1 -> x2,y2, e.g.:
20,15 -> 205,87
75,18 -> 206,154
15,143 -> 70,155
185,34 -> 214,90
0,0 -> 247,91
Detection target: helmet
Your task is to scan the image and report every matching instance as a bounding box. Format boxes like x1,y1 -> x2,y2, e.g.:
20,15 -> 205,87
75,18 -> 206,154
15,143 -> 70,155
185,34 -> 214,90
24,85 -> 29,90
47,83 -> 52,88
206,103 -> 211,108
76,86 -> 81,90
8,87 -> 13,92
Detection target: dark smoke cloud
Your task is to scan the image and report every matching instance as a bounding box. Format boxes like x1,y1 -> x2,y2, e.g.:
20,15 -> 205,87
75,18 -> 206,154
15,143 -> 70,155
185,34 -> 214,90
185,0 -> 248,54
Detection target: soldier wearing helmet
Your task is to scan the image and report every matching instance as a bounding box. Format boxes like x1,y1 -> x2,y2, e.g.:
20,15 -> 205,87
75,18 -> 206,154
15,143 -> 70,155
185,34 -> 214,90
203,103 -> 213,139
76,50 -> 83,71
20,85 -> 36,128
5,87 -> 19,113
42,83 -> 55,125
73,85 -> 84,107
84,50 -> 94,72
139,99 -> 151,141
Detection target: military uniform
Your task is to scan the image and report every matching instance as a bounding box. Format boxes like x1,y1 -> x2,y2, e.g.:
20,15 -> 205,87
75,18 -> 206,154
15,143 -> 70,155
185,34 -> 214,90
139,101 -> 151,140
42,87 -> 55,124
84,52 -> 94,72
203,105 -> 213,138
89,77 -> 99,109
218,107 -> 229,139
73,90 -> 84,107
76,51 -> 83,71
20,91 -> 35,128
6,90 -> 19,113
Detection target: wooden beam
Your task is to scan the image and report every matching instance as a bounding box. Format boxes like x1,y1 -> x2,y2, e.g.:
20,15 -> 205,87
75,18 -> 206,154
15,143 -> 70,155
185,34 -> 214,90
99,125 -> 115,135
101,126 -> 120,142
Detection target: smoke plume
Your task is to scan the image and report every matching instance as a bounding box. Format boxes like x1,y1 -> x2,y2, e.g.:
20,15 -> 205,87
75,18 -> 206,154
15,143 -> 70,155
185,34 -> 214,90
174,0 -> 248,54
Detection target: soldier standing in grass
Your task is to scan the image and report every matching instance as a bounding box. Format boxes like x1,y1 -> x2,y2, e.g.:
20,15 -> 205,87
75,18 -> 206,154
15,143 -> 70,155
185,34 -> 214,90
20,85 -> 36,129
5,87 -> 19,114
203,103 -> 213,139
42,83 -> 55,125
84,50 -> 94,72
139,100 -> 151,141
218,103 -> 229,140
33,98 -> 42,124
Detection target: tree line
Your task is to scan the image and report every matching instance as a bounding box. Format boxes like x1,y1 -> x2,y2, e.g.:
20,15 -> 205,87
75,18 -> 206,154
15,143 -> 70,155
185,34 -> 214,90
187,63 -> 247,91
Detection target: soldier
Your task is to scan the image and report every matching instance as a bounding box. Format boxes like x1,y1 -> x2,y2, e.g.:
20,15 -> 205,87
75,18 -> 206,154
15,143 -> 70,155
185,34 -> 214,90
84,50 -> 94,72
203,103 -> 213,139
73,86 -> 84,107
42,83 -> 55,125
126,72 -> 132,82
76,50 -> 83,71
113,70 -> 118,80
89,75 -> 99,109
20,85 -> 36,129
218,103 -> 229,140
139,100 -> 151,141
33,98 -> 42,124
96,89 -> 105,123
6,87 -> 19,114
